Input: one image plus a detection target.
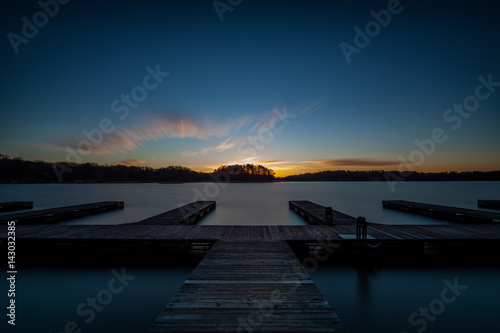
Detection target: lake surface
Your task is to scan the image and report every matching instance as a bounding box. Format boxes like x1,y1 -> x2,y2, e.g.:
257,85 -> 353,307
1,182 -> 499,332
1,181 -> 499,225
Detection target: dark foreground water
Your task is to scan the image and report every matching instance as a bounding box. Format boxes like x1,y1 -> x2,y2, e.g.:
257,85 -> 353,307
1,182 -> 500,332
2,264 -> 499,333
311,265 -> 500,333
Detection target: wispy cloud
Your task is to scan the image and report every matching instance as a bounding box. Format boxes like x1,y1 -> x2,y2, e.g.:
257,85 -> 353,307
60,114 -> 254,156
181,150 -> 198,157
118,159 -> 146,166
200,137 -> 242,155
248,98 -> 327,135
58,99 -> 328,160
297,96 -> 328,117
308,158 -> 400,167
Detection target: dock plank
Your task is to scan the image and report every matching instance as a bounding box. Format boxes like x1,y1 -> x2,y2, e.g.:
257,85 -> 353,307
149,241 -> 346,332
0,201 -> 33,213
478,200 -> 500,210
0,201 -> 124,224
383,200 -> 500,223
289,201 -> 356,225
132,201 -> 215,225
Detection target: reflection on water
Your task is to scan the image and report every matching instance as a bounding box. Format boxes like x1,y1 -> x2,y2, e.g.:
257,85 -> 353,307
2,265 -> 194,333
0,181 -> 499,225
311,265 -> 500,333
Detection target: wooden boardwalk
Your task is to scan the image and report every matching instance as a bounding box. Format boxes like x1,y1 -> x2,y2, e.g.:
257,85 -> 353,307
8,224 -> 500,243
0,201 -> 124,224
0,201 -> 33,212
478,200 -> 500,210
150,241 -> 346,332
4,199 -> 500,332
382,200 -> 500,224
289,201 -> 356,225
132,201 -> 215,225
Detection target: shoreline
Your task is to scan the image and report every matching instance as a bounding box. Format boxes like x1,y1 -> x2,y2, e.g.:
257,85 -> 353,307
2,179 -> 500,185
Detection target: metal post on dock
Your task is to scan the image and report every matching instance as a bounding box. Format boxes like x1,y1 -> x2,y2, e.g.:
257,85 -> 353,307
325,207 -> 333,225
356,216 -> 367,240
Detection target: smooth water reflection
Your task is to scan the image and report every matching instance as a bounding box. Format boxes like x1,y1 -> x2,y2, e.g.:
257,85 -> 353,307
2,265 -> 193,333
311,265 -> 500,333
0,181 -> 499,225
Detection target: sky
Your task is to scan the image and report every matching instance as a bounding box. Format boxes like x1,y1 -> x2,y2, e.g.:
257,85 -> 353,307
1,0 -> 499,176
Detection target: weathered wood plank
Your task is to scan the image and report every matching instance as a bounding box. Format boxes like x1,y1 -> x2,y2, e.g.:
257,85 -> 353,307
132,201 -> 215,225
8,223 -> 500,243
149,241 -> 347,332
383,200 -> 500,223
0,201 -> 124,224
478,199 -> 500,210
0,201 -> 33,212
289,200 -> 356,225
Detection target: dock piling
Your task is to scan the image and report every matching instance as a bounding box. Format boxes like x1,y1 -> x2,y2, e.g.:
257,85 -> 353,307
356,216 -> 367,240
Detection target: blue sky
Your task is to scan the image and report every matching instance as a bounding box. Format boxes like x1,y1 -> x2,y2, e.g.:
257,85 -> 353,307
1,0 -> 499,176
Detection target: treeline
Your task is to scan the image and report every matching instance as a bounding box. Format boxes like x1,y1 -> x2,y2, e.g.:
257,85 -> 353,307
282,170 -> 500,181
0,155 -> 275,183
213,164 -> 275,181
1,154 -> 499,183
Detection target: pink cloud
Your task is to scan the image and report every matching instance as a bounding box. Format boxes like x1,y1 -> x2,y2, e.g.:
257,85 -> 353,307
61,115 -> 254,156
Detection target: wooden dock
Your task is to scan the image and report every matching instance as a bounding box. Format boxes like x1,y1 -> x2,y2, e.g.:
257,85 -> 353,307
0,201 -> 124,224
382,200 -> 500,224
149,240 -> 346,332
0,201 -> 33,212
132,201 -> 215,225
4,199 -> 500,332
289,201 -> 356,225
7,223 -> 500,242
478,200 -> 500,210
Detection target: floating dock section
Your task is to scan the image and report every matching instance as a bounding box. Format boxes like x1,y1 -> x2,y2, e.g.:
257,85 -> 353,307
132,201 -> 215,225
150,240 -> 346,332
0,201 -> 33,213
289,200 -> 356,225
382,200 -> 500,224
5,199 -> 500,332
0,201 -> 124,224
478,200 -> 500,210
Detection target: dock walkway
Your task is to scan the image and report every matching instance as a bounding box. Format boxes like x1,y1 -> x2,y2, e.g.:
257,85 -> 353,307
132,201 -> 215,225
289,201 -> 356,225
150,240 -> 346,332
382,200 -> 500,224
0,201 -> 33,213
478,200 -> 500,210
0,201 -> 124,224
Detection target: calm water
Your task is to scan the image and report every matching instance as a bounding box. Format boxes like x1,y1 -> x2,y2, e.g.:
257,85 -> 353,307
1,181 -> 499,225
1,182 -> 500,332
